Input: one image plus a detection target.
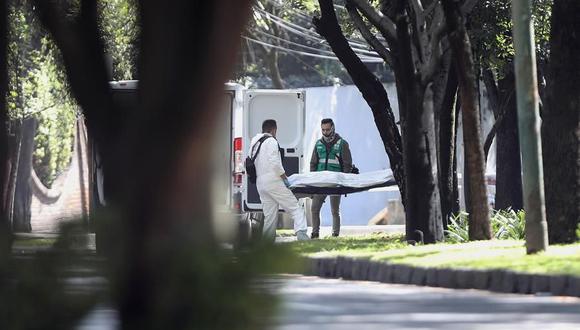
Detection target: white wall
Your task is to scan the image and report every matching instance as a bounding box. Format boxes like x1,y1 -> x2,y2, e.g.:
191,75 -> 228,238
303,84 -> 400,225
303,82 -> 497,225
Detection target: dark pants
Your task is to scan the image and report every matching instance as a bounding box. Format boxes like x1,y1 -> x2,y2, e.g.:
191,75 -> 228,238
311,194 -> 341,235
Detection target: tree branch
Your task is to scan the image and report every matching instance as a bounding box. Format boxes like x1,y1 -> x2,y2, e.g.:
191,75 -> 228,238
347,0 -> 397,44
346,3 -> 394,66
428,5 -> 445,38
421,19 -> 447,84
410,0 -> 425,27
482,68 -> 500,118
461,0 -> 478,15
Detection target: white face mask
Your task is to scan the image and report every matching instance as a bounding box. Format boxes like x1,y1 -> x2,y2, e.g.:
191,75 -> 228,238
322,128 -> 335,142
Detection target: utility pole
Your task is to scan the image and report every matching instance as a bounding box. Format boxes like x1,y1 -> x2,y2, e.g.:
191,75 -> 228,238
512,0 -> 549,254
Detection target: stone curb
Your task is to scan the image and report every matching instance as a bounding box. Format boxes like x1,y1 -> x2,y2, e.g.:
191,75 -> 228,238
303,256 -> 580,298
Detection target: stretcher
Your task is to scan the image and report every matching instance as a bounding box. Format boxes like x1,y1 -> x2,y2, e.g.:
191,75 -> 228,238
288,169 -> 397,196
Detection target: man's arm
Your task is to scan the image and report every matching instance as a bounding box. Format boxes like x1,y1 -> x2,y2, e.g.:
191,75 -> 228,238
341,140 -> 353,173
265,139 -> 286,177
310,146 -> 319,172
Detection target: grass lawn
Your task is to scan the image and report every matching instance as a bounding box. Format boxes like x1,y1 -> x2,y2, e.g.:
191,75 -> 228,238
285,234 -> 580,277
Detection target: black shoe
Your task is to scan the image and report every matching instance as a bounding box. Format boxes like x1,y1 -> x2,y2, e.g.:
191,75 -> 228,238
311,232 -> 319,239
331,233 -> 339,237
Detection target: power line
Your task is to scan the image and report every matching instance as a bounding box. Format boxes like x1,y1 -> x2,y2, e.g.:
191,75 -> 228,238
260,0 -> 371,47
252,28 -> 381,58
253,6 -> 370,50
243,36 -> 384,63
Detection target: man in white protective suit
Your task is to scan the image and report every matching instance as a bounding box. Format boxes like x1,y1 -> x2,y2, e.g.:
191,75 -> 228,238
249,119 -> 309,241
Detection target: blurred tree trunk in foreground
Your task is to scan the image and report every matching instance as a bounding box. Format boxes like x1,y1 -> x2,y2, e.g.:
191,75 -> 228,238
32,0 -> 252,328
0,0 -> 11,257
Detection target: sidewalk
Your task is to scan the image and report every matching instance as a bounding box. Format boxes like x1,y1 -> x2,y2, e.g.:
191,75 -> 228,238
303,255 -> 580,298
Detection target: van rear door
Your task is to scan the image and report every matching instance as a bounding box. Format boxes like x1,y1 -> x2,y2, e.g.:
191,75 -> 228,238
243,90 -> 305,211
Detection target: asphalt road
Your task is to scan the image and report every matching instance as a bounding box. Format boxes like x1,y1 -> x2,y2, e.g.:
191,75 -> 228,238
77,275 -> 580,330
262,275 -> 580,330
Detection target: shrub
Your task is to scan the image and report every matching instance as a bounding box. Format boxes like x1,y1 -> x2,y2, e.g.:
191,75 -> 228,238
445,209 -> 526,243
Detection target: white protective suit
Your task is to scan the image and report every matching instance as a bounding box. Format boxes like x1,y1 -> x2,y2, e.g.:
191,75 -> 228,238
249,133 -> 307,240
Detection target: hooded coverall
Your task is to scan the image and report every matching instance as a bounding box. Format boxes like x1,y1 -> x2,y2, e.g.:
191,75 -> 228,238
250,133 -> 307,240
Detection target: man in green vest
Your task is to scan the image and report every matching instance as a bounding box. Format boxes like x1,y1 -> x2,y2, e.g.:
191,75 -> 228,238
309,118 -> 352,238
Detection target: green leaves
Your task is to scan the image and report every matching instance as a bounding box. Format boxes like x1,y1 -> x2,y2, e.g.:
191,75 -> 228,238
98,0 -> 139,81
445,209 -> 526,243
470,0 -> 552,75
8,1 -> 77,187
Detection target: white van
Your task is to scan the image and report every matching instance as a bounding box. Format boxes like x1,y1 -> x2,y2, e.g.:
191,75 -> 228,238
101,81 -> 306,242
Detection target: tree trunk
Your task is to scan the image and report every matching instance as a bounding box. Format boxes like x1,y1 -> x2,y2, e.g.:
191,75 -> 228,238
495,71 -> 523,210
394,6 -> 443,243
35,0 -> 253,327
543,0 -> 580,244
442,0 -> 491,240
436,57 -> 459,229
313,0 -> 406,207
12,117 -> 36,232
0,0 -> 11,254
266,49 -> 285,89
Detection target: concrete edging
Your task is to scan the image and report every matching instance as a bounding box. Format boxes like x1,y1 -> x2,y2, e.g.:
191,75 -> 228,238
303,256 -> 580,297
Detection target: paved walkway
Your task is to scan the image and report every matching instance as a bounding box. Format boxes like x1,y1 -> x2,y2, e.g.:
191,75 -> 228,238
76,275 -> 580,329
264,275 -> 580,330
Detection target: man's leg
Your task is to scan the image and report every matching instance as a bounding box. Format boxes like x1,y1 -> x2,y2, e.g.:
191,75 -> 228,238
310,195 -> 327,238
259,188 -> 278,242
330,195 -> 341,236
267,180 -> 308,239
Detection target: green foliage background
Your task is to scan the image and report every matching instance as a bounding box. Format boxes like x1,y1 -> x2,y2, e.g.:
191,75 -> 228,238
7,0 -> 77,188
469,0 -> 552,76
6,0 -> 140,187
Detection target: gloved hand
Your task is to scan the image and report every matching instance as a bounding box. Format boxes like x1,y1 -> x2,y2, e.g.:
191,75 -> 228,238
283,178 -> 291,188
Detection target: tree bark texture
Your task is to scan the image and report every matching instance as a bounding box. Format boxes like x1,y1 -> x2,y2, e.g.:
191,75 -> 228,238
314,0 -> 406,207
266,49 -> 285,89
394,6 -> 443,243
0,0 -> 11,254
435,55 -> 459,228
12,118 -> 36,232
543,0 -> 580,244
442,0 -> 491,240
495,71 -> 523,210
34,0 -> 253,328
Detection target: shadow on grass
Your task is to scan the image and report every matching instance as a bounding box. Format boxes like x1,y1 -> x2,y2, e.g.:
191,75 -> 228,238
284,234 -> 407,254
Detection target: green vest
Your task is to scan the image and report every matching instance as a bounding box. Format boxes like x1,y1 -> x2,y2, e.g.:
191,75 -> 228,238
315,138 -> 343,172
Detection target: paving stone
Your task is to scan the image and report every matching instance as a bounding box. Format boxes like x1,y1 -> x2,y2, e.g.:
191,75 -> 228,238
425,268 -> 439,287
378,263 -> 394,283
410,267 -> 427,286
500,271 -> 518,293
321,258 -> 337,277
566,276 -> 580,297
489,270 -> 506,292
352,259 -> 370,281
472,270 -> 490,290
339,257 -> 354,279
437,269 -> 457,288
367,261 -> 381,281
303,258 -> 316,276
393,264 -> 413,284
515,273 -> 533,294
455,269 -> 474,289
549,275 -> 569,296
531,274 -> 551,294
